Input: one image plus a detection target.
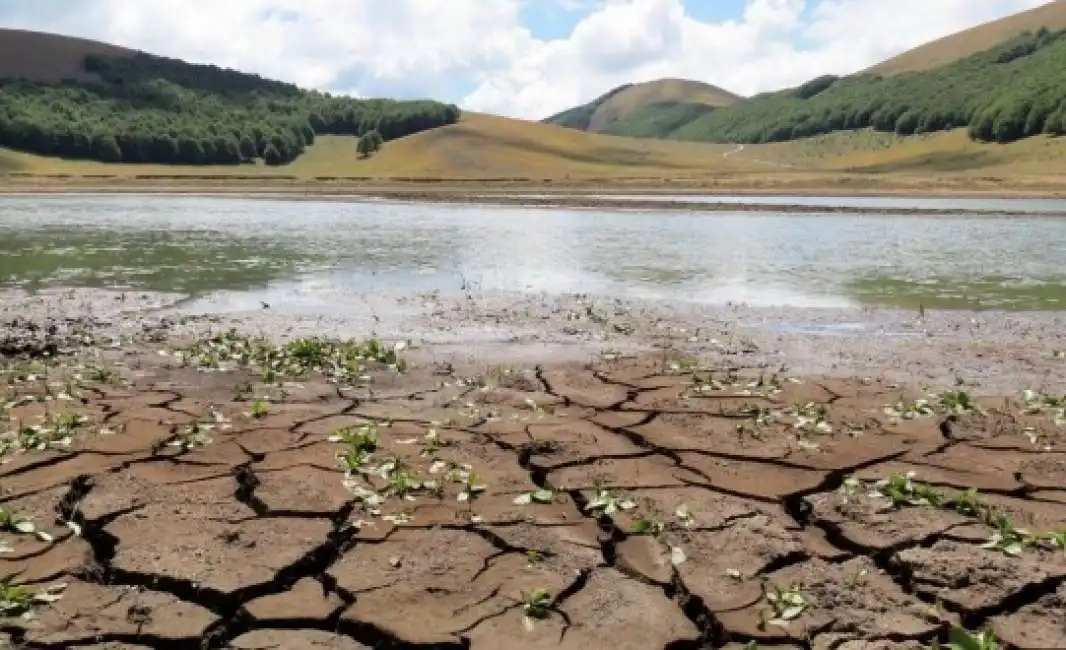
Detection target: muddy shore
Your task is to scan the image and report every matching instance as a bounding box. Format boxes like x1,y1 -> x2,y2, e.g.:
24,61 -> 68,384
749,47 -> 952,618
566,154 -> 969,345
3,176 -> 1066,211
1,288 -> 1065,648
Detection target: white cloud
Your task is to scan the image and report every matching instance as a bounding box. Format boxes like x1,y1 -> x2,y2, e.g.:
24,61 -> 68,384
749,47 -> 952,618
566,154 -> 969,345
0,0 -> 1053,119
464,0 -> 1052,119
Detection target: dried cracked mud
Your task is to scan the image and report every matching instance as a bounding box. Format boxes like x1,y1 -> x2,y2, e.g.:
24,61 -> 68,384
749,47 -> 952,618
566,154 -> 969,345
1,319 -> 1066,650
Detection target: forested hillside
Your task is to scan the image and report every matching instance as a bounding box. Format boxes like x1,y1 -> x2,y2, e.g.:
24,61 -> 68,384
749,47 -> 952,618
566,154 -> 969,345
0,44 -> 460,166
671,28 -> 1066,144
543,78 -> 738,137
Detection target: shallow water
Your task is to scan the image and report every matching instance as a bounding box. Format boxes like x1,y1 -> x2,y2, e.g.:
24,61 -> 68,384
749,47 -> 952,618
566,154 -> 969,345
3,194 -> 1066,311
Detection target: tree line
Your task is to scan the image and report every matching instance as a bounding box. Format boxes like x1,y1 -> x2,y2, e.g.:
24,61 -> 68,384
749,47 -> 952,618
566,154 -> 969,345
0,53 -> 460,165
668,28 -> 1066,145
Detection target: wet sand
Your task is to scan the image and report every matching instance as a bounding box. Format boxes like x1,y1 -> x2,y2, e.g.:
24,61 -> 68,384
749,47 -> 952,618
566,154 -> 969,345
1,289 -> 1065,648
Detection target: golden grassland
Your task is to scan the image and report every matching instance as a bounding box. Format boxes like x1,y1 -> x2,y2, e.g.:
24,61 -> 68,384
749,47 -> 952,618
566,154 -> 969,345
866,0 -> 1066,75
3,113 -> 1066,196
583,78 -> 741,131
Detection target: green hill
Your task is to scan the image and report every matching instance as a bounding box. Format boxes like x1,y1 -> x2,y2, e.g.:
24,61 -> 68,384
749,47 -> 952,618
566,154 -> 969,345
542,78 -> 740,138
540,4 -> 1066,148
0,29 -> 460,166
669,27 -> 1066,145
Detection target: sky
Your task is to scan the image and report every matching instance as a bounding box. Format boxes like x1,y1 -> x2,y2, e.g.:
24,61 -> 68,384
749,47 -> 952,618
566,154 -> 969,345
0,0 -> 1052,119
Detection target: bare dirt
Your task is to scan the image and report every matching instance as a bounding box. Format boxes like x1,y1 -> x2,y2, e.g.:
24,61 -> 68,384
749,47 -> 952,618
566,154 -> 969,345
1,315 -> 1065,649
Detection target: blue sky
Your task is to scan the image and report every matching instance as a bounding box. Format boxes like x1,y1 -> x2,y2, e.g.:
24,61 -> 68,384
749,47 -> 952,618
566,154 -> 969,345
0,0 -> 1051,118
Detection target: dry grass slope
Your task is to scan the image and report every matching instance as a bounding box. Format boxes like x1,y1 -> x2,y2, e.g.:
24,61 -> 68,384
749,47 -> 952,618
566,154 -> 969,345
867,0 -> 1066,75
0,113 -> 751,180
6,116 -> 1066,186
585,78 -> 741,131
0,28 -> 137,82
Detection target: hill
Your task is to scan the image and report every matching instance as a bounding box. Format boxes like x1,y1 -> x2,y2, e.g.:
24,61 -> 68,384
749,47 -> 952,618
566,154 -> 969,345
0,112 -> 750,179
867,0 -> 1066,75
668,26 -> 1066,145
542,78 -> 741,138
0,29 -> 460,166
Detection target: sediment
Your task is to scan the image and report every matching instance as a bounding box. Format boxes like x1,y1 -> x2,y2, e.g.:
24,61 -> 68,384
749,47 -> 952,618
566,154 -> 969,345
1,306 -> 1064,649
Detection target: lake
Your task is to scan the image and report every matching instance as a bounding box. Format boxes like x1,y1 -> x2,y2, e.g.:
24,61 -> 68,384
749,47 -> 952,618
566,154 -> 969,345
3,194 -> 1066,312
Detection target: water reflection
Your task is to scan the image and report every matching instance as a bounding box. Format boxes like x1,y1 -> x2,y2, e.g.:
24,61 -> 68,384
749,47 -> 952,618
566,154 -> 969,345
2,195 -> 1066,311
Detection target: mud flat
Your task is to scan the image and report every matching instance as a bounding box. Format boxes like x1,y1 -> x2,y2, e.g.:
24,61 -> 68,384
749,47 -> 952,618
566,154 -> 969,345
1,290 -> 1066,649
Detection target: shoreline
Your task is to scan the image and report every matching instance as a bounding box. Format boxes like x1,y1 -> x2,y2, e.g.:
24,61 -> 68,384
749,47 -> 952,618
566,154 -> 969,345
3,183 -> 1066,217
5,285 -> 1066,396
2,175 -> 1066,203
1,292 -> 1065,648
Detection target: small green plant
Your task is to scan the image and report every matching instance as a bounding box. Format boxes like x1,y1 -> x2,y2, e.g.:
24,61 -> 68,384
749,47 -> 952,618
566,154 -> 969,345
521,588 -> 553,631
981,514 -> 1034,557
584,482 -> 636,516
379,458 -> 423,500
930,625 -> 1000,650
756,583 -> 808,630
631,517 -> 664,535
249,400 -> 270,419
952,487 -> 985,517
329,424 -> 379,453
457,471 -> 487,504
1045,530 -> 1066,552
0,579 -> 65,618
168,422 -> 213,451
871,472 -> 943,508
936,390 -> 977,414
884,398 -> 936,420
513,489 -> 555,505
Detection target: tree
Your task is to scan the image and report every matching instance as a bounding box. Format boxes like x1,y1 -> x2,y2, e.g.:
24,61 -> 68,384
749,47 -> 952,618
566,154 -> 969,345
367,129 -> 384,151
356,133 -> 374,158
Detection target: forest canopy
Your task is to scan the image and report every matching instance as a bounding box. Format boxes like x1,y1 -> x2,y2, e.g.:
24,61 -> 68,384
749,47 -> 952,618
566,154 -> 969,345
0,51 -> 461,165
668,28 -> 1066,145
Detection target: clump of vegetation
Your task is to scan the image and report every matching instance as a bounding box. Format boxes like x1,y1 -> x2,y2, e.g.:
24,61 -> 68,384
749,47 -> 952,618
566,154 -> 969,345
0,411 -> 90,456
176,330 -> 407,385
869,471 -> 944,509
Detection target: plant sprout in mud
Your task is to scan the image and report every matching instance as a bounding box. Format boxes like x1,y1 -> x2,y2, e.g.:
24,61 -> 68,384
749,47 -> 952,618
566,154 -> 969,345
757,583 -> 808,630
935,390 -> 978,414
248,399 -> 269,419
168,422 -> 214,451
883,398 -> 936,420
584,482 -> 636,516
513,489 -> 555,506
981,514 -> 1035,557
951,487 -> 985,517
521,588 -> 553,631
869,471 -> 943,509
930,625 -> 1000,650
0,580 -> 65,619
